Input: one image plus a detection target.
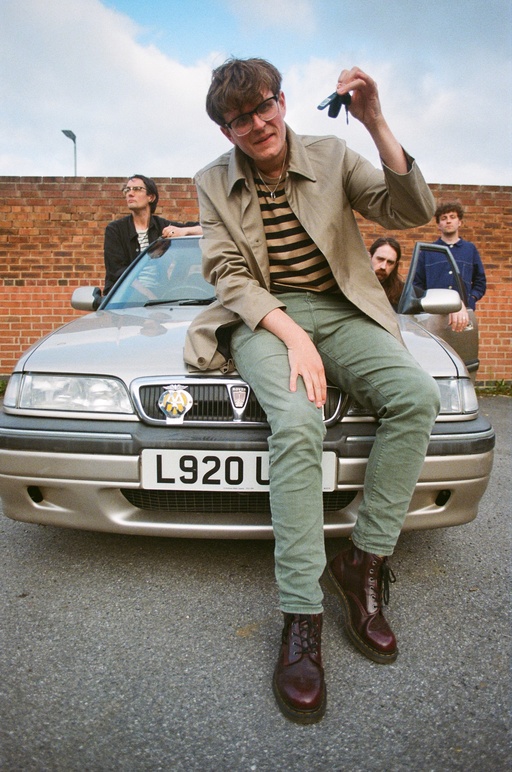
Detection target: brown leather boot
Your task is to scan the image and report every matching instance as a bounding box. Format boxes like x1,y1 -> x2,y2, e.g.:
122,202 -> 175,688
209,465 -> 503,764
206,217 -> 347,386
273,613 -> 326,723
328,542 -> 398,664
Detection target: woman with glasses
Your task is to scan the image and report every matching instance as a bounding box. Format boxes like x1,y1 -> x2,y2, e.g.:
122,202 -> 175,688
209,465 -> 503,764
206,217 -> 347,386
103,174 -> 201,295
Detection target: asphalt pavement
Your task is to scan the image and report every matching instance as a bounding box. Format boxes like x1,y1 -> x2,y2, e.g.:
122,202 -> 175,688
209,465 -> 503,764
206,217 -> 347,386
0,396 -> 510,772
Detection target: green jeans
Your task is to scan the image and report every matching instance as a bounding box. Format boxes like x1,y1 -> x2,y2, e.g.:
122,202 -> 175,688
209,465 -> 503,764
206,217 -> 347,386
231,292 -> 440,613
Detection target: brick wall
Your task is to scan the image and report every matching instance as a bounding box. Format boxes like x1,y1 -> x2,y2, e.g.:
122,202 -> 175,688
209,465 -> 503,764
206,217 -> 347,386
0,176 -> 510,383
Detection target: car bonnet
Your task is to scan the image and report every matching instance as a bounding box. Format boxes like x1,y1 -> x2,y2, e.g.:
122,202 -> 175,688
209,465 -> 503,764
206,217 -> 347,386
13,306 -> 200,382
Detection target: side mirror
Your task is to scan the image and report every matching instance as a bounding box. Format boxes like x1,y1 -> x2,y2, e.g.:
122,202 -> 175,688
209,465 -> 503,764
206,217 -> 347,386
71,286 -> 102,311
414,288 -> 461,314
398,242 -> 467,315
398,289 -> 462,314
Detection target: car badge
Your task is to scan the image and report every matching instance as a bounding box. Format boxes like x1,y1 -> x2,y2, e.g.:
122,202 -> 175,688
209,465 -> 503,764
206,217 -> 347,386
158,384 -> 193,424
228,383 -> 250,422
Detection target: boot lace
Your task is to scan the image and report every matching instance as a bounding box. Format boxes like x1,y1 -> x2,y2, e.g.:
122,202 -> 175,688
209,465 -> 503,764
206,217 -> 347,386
382,561 -> 397,605
285,615 -> 320,657
369,558 -> 397,607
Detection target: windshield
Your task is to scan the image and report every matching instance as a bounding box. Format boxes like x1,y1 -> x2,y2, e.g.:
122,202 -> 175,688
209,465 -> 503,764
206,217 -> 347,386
105,237 -> 214,309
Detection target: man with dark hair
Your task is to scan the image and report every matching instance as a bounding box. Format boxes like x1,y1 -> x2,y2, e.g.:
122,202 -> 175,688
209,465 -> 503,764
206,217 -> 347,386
103,174 -> 201,294
415,200 -> 486,331
185,57 -> 440,724
369,236 -> 404,309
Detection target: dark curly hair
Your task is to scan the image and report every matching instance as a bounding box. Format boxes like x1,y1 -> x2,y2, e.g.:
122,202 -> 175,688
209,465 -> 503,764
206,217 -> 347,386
434,200 -> 464,223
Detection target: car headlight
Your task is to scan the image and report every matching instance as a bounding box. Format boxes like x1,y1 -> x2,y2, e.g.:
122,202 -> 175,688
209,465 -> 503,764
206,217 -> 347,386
4,373 -> 133,413
435,378 -> 478,414
346,378 -> 478,417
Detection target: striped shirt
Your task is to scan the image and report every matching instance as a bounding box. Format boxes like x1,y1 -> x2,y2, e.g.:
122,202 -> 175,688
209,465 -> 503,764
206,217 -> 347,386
136,229 -> 149,252
255,174 -> 338,294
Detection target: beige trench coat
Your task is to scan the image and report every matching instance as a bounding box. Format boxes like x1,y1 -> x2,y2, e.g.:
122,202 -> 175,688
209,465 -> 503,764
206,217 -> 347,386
184,126 -> 435,372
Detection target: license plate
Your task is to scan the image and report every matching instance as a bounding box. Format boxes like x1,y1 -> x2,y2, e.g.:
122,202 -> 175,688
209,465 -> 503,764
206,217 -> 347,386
141,449 -> 337,492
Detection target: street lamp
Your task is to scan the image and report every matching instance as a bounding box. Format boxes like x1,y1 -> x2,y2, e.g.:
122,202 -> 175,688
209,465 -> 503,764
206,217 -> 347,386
61,130 -> 77,176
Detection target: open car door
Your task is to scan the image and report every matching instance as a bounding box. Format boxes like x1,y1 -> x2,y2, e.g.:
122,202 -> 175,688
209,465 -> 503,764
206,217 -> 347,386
398,242 -> 479,381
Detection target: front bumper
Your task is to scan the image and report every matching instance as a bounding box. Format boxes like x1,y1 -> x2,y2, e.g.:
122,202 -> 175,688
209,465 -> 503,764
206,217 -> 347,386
0,412 -> 495,538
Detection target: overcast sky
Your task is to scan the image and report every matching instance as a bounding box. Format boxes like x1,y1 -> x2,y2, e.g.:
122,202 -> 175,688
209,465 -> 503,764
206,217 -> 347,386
1,0 -> 511,184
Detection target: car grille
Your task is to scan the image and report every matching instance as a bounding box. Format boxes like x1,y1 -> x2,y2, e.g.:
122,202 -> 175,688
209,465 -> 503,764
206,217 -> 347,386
121,489 -> 356,515
133,378 -> 346,426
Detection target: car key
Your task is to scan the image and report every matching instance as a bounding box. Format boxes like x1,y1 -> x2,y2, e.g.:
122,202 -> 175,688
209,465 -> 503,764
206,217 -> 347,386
317,91 -> 351,123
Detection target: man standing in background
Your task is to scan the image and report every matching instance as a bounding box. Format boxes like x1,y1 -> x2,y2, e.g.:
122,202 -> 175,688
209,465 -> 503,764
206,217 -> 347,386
415,201 -> 486,331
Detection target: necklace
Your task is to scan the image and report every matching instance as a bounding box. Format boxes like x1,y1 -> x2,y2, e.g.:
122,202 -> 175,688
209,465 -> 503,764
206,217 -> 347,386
255,151 -> 287,200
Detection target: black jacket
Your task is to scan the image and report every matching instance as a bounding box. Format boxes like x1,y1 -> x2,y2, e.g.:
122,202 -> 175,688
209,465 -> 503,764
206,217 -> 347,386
103,214 -> 198,293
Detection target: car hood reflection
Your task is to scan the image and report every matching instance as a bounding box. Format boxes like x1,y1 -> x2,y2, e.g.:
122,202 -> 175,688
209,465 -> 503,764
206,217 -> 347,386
19,307 -> 196,379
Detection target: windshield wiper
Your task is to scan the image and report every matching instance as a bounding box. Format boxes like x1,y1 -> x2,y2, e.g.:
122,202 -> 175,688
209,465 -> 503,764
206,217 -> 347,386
144,297 -> 216,307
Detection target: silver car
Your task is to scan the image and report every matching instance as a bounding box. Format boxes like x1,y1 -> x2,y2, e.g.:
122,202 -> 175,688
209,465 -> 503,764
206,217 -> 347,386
0,237 -> 494,538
